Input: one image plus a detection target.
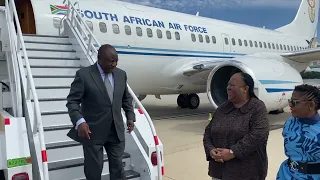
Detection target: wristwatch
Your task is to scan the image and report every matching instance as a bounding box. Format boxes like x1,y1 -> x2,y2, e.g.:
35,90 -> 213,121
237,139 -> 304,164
229,149 -> 234,154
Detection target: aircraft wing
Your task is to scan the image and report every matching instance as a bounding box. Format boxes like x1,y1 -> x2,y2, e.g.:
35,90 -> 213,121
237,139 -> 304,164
280,48 -> 320,63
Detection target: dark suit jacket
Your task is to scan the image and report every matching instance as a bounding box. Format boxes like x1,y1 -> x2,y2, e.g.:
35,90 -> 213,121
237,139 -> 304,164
66,63 -> 136,144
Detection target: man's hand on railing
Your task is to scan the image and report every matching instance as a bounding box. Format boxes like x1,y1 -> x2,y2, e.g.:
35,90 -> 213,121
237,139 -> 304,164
127,120 -> 135,134
78,122 -> 91,139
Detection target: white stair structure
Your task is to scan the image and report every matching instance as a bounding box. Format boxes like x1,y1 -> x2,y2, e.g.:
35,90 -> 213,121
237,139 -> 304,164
0,0 -> 164,179
23,34 -> 141,179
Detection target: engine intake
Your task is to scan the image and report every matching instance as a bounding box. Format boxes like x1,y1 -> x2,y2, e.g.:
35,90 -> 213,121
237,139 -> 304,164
206,57 -> 303,111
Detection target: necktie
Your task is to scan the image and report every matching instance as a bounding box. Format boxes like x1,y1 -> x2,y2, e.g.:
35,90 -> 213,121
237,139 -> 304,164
104,74 -> 113,103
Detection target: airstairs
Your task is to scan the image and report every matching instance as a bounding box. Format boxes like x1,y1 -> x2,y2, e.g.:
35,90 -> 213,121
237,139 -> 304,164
0,0 -> 164,179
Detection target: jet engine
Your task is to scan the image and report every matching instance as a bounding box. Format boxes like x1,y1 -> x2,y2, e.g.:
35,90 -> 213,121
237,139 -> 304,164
206,56 -> 303,111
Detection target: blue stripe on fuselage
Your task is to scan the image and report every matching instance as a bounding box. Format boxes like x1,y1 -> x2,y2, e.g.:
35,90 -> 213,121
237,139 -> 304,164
116,51 -> 235,58
265,88 -> 294,93
93,44 -> 246,57
259,80 -> 299,84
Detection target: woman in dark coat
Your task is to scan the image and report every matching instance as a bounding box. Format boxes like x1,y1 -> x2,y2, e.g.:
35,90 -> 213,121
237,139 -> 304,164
203,72 -> 269,180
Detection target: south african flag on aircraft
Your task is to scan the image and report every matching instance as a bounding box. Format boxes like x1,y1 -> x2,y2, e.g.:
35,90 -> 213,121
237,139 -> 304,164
50,5 -> 68,15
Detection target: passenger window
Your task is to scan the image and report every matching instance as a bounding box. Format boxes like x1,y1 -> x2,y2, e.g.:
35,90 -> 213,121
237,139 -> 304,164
280,44 -> 283,50
175,32 -> 180,40
268,43 -> 271,49
99,22 -> 107,33
284,45 -> 286,50
254,41 -> 258,47
244,40 -> 248,46
272,43 -> 275,49
225,38 -> 229,45
166,31 -> 172,39
86,20 -> 94,31
112,24 -> 120,34
263,42 -> 267,48
232,38 -> 236,45
136,27 -> 142,36
276,44 -> 279,50
191,34 -> 196,42
291,46 -> 293,51
259,42 -> 262,48
199,34 -> 203,42
124,25 -> 131,35
212,36 -> 216,44
287,45 -> 290,51
157,29 -> 162,38
147,28 -> 153,37
249,40 -> 253,47
238,39 -> 242,46
205,35 -> 210,43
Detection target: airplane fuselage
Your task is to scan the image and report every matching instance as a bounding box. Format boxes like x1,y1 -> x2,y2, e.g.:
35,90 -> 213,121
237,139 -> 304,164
31,0 -> 310,96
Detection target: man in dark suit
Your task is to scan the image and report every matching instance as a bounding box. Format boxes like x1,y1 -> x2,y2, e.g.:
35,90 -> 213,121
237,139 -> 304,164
66,44 -> 136,180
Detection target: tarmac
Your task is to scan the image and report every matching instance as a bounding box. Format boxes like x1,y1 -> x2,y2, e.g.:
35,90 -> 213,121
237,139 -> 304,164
141,93 -> 289,180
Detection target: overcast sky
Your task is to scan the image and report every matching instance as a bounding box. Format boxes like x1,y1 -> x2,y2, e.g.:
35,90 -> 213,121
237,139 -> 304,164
119,0 -> 319,38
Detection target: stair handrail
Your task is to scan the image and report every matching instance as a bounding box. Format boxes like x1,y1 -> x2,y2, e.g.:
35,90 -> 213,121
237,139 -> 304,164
4,0 -> 49,179
64,1 -> 163,179
0,8 -> 21,118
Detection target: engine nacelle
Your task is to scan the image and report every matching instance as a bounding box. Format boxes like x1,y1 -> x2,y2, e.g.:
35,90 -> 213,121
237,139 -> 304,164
207,56 -> 303,111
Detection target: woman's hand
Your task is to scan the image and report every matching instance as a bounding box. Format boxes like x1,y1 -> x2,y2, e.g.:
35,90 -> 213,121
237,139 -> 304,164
217,148 -> 235,161
210,148 -> 224,163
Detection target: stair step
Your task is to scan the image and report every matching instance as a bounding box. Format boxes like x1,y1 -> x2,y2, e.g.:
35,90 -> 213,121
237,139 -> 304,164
23,34 -> 69,38
48,153 -> 130,170
24,40 -> 72,45
39,100 -> 67,115
33,75 -> 74,78
27,59 -> 81,67
44,128 -> 71,144
47,141 -> 130,166
36,88 -> 70,99
42,110 -> 68,116
101,170 -> 140,180
33,77 -> 74,87
50,168 -> 137,180
24,42 -> 74,51
29,67 -> 78,76
84,170 -> 140,180
26,48 -> 76,53
44,125 -> 72,131
25,56 -> 79,60
23,35 -> 70,44
48,153 -> 131,178
47,142 -> 83,162
24,49 -> 77,59
28,65 -> 81,69
42,113 -> 71,128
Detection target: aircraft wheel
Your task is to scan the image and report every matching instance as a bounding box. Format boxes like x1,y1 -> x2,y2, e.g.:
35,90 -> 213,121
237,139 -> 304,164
177,94 -> 189,108
187,94 -> 200,109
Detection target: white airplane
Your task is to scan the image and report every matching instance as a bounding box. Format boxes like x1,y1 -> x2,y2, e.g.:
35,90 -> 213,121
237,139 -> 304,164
10,0 -> 320,112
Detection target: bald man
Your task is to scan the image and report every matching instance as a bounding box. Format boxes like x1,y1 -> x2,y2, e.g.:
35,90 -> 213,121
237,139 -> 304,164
66,44 -> 135,180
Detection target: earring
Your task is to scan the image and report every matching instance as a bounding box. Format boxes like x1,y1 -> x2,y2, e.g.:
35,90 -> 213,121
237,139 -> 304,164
310,107 -> 312,111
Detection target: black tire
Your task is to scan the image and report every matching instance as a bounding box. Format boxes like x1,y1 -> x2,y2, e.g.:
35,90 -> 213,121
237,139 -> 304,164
177,94 -> 189,108
187,94 -> 200,109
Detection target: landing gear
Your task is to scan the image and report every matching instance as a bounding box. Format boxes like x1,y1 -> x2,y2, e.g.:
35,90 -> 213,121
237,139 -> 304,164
177,93 -> 200,109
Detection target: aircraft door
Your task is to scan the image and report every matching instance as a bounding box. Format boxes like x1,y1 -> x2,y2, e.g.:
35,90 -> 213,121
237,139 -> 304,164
221,33 -> 231,52
16,0 -> 36,34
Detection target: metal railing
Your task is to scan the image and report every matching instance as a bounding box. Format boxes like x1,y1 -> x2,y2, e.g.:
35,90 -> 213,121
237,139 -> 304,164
62,1 -> 163,179
4,0 -> 49,179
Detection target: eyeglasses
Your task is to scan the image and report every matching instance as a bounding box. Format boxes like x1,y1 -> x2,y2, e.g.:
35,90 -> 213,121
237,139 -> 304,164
288,99 -> 311,107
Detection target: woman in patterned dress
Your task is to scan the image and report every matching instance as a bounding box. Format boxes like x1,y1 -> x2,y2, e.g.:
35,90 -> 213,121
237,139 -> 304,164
203,72 -> 269,180
277,84 -> 320,179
